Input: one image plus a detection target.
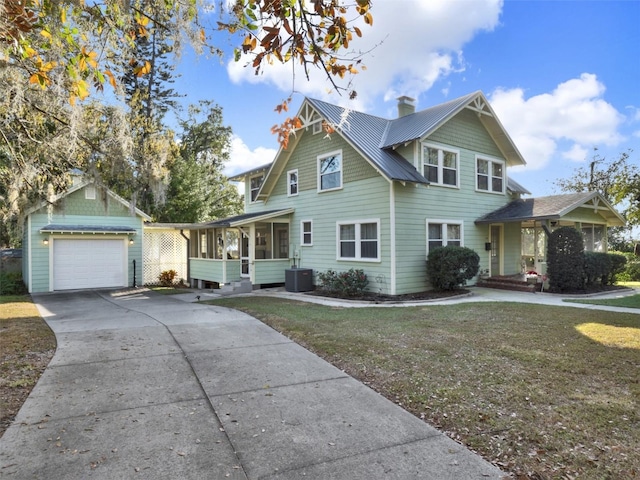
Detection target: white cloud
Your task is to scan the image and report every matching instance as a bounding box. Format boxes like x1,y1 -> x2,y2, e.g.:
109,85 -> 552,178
225,135 -> 277,177
227,0 -> 503,109
489,74 -> 625,170
562,144 -> 589,162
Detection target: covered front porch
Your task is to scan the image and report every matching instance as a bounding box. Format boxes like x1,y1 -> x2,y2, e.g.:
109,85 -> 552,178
187,209 -> 294,289
475,192 -> 626,290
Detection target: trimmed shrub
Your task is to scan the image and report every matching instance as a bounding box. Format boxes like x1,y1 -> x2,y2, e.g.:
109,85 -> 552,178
0,271 -> 27,295
583,252 -> 627,286
426,246 -> 479,291
317,268 -> 368,297
158,269 -> 178,286
547,226 -> 584,292
607,253 -> 627,284
583,252 -> 611,286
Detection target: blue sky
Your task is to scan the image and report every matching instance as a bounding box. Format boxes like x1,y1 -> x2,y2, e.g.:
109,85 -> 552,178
173,0 -> 640,198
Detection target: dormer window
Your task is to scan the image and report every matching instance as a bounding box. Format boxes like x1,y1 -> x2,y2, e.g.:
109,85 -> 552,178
250,174 -> 264,202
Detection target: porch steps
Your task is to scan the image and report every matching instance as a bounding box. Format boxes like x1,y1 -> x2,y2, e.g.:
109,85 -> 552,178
217,279 -> 253,295
476,275 -> 539,293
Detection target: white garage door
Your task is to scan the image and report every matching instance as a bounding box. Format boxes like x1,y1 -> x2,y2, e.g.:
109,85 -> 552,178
53,238 -> 127,290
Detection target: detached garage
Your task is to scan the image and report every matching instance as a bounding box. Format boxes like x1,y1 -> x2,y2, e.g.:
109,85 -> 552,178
23,177 -> 150,293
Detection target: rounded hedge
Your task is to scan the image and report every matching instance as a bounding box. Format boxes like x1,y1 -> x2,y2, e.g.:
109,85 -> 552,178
426,245 -> 480,291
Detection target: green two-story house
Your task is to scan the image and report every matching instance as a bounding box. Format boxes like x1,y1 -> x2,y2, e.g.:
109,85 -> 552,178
186,91 -> 624,295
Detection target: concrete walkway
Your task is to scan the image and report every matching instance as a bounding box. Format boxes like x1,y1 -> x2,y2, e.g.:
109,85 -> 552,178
0,289 -> 507,480
172,284 -> 640,314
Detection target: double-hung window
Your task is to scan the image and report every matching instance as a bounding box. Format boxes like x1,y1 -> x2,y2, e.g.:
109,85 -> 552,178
476,157 -> 505,194
288,169 -> 298,196
301,220 -> 313,246
318,151 -> 342,192
250,174 -> 264,202
426,220 -> 462,253
422,144 -> 459,187
337,220 -> 380,261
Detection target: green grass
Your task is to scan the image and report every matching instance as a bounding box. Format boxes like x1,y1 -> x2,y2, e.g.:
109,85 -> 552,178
208,296 -> 640,480
565,293 -> 640,309
0,295 -> 56,435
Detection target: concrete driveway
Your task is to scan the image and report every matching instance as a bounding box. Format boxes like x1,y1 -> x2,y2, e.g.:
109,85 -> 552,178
0,289 -> 505,479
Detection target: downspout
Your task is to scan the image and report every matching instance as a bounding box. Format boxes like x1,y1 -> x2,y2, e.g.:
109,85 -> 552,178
180,229 -> 190,285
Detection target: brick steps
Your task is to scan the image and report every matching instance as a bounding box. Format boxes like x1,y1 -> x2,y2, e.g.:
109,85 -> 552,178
476,276 -> 540,293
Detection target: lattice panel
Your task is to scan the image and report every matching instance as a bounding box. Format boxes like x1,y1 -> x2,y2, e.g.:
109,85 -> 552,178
143,230 -> 188,285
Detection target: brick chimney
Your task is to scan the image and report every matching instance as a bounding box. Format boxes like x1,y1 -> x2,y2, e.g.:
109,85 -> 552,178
397,96 -> 416,117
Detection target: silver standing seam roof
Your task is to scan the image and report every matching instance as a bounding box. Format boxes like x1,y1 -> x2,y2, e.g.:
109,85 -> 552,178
305,98 -> 430,185
230,92 -> 528,192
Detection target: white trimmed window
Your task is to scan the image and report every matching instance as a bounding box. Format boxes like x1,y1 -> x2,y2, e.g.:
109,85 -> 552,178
426,220 -> 463,253
250,174 -> 264,202
301,220 -> 313,246
288,169 -> 298,196
337,220 -> 380,261
318,151 -> 342,192
422,144 -> 459,187
476,157 -> 505,194
312,113 -> 322,134
85,185 -> 96,200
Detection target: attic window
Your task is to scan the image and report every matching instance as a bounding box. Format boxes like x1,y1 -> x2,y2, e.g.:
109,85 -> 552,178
312,114 -> 322,134
318,151 -> 342,192
250,174 -> 264,202
288,169 -> 298,196
85,185 -> 96,200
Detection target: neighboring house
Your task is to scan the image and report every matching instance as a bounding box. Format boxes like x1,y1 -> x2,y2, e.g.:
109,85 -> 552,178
23,177 -> 150,293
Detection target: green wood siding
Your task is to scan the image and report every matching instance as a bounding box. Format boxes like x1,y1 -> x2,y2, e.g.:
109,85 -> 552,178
428,109 -> 503,158
393,137 -> 512,294
26,185 -> 145,293
241,107 -> 523,294
254,259 -> 290,284
245,129 -> 380,212
264,173 -> 392,294
561,209 -> 611,225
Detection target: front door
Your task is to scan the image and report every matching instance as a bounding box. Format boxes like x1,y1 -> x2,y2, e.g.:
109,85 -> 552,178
240,232 -> 250,278
490,225 -> 502,276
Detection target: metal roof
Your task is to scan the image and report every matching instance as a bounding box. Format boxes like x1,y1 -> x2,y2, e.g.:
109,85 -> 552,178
306,98 -> 429,185
382,92 -> 480,148
475,191 -> 625,226
507,177 -> 531,195
40,225 -> 137,234
185,209 -> 294,228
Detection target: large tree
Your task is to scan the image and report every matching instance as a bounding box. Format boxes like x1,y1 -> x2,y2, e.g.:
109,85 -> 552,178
157,102 -> 242,223
0,0 -> 374,244
554,148 -> 639,249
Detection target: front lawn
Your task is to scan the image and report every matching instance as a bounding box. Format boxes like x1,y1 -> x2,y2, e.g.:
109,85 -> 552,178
565,294 -> 640,309
210,297 -> 640,480
0,295 -> 56,437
